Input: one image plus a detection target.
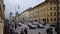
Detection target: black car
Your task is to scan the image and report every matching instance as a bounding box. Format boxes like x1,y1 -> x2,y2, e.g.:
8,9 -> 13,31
50,24 -> 56,27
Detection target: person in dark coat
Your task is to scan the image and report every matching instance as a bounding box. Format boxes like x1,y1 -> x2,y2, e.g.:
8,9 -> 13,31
38,32 -> 41,34
20,31 -> 24,34
24,28 -> 27,34
46,28 -> 53,34
20,28 -> 24,34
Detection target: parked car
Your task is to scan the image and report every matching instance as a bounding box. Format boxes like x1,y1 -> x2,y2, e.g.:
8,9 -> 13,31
32,22 -> 37,25
18,23 -> 22,26
28,23 -> 37,29
40,21 -> 46,25
32,22 -> 45,28
50,24 -> 56,27
37,23 -> 45,28
19,22 -> 29,28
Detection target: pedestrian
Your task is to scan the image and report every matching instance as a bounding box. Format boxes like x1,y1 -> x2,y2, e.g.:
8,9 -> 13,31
46,28 -> 53,34
38,32 -> 41,34
46,28 -> 49,34
20,28 -> 25,34
24,28 -> 27,34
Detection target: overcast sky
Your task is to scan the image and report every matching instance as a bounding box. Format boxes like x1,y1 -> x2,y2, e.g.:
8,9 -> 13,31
4,0 -> 45,18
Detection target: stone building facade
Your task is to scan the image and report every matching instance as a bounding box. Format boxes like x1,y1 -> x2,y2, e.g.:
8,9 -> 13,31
0,0 -> 5,34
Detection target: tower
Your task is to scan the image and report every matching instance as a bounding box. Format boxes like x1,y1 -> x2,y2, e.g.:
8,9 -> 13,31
9,12 -> 13,22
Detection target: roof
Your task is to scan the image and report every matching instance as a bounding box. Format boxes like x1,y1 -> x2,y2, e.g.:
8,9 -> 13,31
21,7 -> 32,14
32,0 -> 46,9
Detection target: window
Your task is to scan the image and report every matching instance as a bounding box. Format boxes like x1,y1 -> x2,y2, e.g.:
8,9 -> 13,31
51,18 -> 53,21
59,18 -> 60,21
0,5 -> 2,12
50,12 -> 52,16
50,2 -> 52,4
54,2 -> 56,4
50,7 -> 52,10
58,1 -> 59,4
47,7 -> 48,10
58,12 -> 60,15
54,18 -> 56,21
54,7 -> 56,10
0,21 -> 2,23
57,6 -> 59,10
54,12 -> 56,15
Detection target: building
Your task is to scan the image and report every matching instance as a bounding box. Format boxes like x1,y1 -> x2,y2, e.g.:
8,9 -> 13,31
15,12 -> 21,22
21,9 -> 30,23
18,14 -> 21,22
38,0 -> 57,24
9,12 -> 16,27
15,12 -> 19,22
55,0 -> 60,33
58,0 -> 60,23
27,7 -> 34,22
0,0 -> 5,34
29,7 -> 39,22
27,0 -> 58,24
9,12 -> 13,22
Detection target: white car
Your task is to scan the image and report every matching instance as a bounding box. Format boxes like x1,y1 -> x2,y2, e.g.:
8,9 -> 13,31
18,23 -> 22,26
19,22 -> 29,29
28,23 -> 37,29
37,24 -> 45,28
32,22 -> 37,25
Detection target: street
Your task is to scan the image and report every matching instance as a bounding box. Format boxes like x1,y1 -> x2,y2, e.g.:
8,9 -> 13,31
27,24 -> 57,34
0,0 -> 60,34
15,24 -> 57,34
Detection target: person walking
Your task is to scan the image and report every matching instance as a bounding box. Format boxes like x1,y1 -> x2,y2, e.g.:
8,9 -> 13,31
38,32 -> 41,34
46,28 -> 53,34
24,28 -> 27,34
20,28 -> 25,34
